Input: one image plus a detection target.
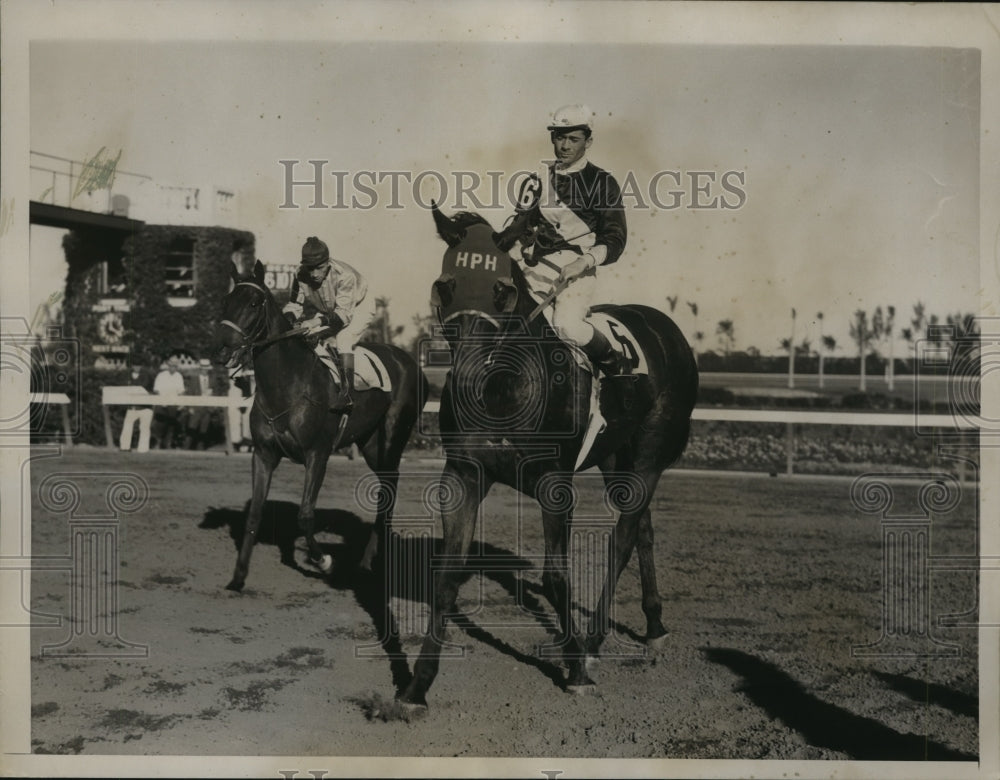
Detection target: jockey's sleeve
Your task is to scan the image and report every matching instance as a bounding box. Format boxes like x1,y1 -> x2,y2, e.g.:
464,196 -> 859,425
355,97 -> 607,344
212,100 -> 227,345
282,277 -> 305,319
332,272 -> 356,326
594,174 -> 627,266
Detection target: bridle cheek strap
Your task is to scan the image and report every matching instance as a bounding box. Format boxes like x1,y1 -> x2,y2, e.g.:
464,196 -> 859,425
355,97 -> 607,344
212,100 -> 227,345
220,319 -> 248,338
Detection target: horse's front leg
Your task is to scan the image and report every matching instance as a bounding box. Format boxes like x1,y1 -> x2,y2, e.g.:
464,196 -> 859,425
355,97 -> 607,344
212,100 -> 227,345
300,447 -> 334,574
227,449 -> 278,591
398,461 -> 490,710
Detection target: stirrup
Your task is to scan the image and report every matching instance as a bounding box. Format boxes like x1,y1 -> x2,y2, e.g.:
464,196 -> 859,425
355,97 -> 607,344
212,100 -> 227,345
599,354 -> 638,413
330,390 -> 353,413
598,351 -> 633,379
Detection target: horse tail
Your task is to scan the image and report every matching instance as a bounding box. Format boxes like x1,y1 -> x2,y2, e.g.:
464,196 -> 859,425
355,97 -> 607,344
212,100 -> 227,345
660,413 -> 692,471
601,303 -> 698,470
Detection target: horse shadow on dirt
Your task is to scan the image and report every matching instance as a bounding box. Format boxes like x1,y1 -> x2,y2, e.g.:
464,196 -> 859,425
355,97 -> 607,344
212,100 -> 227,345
201,501 -> 639,694
871,670 -> 978,719
702,647 -> 976,761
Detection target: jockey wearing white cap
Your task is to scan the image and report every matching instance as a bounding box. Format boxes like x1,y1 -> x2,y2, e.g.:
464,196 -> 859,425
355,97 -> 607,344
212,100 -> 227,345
499,104 -> 630,380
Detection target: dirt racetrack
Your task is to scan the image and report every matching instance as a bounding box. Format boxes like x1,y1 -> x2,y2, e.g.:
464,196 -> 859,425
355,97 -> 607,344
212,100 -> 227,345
27,445 -> 980,767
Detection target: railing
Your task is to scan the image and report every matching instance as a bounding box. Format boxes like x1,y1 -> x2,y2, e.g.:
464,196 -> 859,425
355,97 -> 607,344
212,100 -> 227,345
30,150 -> 237,226
30,150 -> 153,214
28,393 -> 73,446
101,387 -> 253,456
420,401 -> 981,476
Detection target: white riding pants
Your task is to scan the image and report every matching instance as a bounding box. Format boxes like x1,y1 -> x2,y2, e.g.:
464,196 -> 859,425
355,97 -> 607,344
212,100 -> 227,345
321,297 -> 378,355
520,249 -> 598,347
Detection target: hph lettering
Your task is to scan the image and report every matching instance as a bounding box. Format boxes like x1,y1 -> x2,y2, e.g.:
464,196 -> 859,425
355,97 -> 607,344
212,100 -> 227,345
455,252 -> 497,271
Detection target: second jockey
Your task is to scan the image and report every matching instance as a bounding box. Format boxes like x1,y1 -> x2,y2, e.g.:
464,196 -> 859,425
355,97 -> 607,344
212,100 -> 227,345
282,236 -> 376,413
496,104 -> 631,383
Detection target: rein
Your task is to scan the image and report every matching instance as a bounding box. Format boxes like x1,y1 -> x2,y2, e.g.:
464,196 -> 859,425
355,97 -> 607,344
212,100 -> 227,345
222,281 -> 313,373
223,280 -> 324,434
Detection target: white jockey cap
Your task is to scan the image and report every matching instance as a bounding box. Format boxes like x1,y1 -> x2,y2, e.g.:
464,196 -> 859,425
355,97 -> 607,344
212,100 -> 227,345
547,104 -> 594,132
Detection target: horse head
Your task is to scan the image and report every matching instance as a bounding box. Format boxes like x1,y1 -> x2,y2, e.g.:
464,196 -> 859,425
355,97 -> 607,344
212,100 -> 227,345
429,204 -> 539,342
215,259 -> 287,369
430,205 -> 575,438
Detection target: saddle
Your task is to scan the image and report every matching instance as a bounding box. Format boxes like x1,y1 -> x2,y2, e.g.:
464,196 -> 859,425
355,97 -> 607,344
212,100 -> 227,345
314,345 -> 393,393
528,306 -> 650,379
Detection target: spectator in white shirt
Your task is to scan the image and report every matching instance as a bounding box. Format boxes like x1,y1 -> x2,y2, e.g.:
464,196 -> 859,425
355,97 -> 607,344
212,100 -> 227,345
119,363 -> 155,453
152,355 -> 186,448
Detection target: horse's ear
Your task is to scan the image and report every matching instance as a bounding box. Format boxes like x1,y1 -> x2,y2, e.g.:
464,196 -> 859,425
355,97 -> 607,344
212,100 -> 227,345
252,259 -> 267,285
431,274 -> 455,309
492,277 -> 517,314
493,212 -> 531,252
431,200 -> 464,248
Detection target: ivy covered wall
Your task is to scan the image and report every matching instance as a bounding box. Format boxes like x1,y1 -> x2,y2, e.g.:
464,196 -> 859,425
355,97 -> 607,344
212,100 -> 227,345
60,223 -> 255,444
123,225 -> 255,367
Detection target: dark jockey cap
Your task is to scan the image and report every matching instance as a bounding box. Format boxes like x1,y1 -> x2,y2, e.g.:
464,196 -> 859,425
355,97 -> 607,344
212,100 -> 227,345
301,236 -> 330,268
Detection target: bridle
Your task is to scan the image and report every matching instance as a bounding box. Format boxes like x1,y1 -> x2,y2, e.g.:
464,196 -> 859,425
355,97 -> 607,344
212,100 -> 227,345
220,281 -> 274,370
219,279 -> 325,442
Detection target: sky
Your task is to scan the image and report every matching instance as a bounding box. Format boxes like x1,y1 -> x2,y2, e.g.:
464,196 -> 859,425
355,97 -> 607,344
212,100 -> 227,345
28,34 -> 983,356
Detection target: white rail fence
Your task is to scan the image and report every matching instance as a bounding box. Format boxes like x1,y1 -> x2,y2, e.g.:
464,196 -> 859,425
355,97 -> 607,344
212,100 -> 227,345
38,390 -> 981,477
420,401 -> 981,476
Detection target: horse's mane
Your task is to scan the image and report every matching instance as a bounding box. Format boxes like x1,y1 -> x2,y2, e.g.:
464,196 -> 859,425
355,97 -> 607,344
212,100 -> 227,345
432,204 -> 497,249
451,211 -> 493,230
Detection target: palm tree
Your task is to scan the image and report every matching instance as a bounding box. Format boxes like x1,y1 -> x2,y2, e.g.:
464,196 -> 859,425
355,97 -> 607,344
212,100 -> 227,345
716,319 -> 735,359
884,305 -> 896,391
911,301 -> 927,344
901,326 -> 914,371
787,308 -> 797,388
817,311 -> 826,388
686,301 -> 700,361
849,309 -> 876,391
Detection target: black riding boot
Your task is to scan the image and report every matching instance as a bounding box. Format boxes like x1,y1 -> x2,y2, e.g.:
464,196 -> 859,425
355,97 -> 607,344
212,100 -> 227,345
330,351 -> 354,413
582,329 -> 628,377
582,329 -> 636,412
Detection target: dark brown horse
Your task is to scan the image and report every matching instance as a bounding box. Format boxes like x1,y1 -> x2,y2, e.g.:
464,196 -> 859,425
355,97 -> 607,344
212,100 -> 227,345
215,260 -> 427,591
397,207 -> 698,708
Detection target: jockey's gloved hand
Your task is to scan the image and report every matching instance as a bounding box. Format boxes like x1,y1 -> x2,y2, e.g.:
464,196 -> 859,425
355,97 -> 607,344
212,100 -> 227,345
302,316 -> 325,333
557,253 -> 596,285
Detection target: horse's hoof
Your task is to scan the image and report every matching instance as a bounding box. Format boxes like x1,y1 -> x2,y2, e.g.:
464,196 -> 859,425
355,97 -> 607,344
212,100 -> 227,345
584,655 -> 600,672
566,682 -> 598,696
309,554 -> 334,574
395,700 -> 428,718
225,579 -> 244,592
646,633 -> 668,653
